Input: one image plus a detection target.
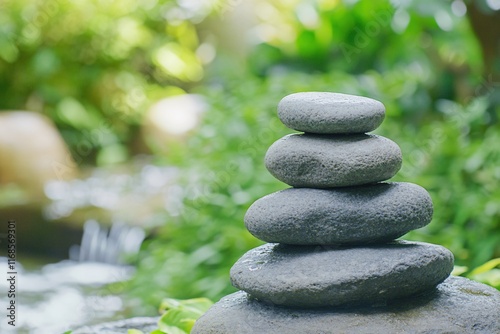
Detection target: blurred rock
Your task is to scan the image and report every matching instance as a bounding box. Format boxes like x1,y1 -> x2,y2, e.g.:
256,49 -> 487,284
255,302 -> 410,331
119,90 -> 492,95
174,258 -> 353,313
0,111 -> 78,200
141,94 -> 206,154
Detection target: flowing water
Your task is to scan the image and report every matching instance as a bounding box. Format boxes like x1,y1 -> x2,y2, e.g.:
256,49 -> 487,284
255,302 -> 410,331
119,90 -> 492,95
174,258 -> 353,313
0,160 -> 195,333
0,221 -> 145,334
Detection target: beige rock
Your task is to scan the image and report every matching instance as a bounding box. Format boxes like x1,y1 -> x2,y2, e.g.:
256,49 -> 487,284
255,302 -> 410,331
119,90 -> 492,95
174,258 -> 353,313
141,94 -> 206,154
0,111 -> 78,199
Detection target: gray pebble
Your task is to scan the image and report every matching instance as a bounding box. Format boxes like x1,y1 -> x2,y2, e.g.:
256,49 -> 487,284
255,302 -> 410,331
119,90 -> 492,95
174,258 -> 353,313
265,133 -> 402,188
277,92 -> 385,134
73,317 -> 159,334
230,241 -> 453,308
192,277 -> 500,334
245,182 -> 433,245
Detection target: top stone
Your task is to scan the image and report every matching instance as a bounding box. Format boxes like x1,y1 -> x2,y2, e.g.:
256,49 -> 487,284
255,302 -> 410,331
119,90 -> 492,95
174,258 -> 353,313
278,92 -> 385,134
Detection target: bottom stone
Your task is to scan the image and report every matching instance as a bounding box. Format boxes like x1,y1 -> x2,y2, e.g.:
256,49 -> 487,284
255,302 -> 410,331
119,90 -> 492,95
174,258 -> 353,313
192,277 -> 500,334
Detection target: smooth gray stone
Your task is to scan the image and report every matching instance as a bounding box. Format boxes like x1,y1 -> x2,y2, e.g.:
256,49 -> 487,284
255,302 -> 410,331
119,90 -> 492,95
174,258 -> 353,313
264,133 -> 402,188
192,276 -> 500,334
72,317 -> 159,334
244,182 -> 433,245
230,241 -> 453,308
277,92 -> 385,134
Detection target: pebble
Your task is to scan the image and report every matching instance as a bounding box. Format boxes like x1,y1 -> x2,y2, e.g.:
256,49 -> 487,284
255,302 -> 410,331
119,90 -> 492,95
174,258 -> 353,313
244,182 -> 433,245
265,133 -> 402,188
277,92 -> 385,134
230,241 -> 453,308
192,276 -> 500,334
73,317 -> 159,334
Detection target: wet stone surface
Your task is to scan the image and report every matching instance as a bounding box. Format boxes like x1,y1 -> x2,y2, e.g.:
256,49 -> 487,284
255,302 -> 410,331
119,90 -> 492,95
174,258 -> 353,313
230,241 -> 454,308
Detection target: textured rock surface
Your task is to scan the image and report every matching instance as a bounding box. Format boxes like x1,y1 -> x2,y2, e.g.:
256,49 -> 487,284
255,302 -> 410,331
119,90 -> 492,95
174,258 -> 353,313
265,133 -> 402,188
245,182 -> 433,245
277,92 -> 385,134
192,276 -> 500,334
230,241 -> 453,308
72,317 -> 159,334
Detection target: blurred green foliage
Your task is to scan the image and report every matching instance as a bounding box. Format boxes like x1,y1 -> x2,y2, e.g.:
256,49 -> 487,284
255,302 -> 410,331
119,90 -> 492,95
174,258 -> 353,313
1,0 -> 499,316
0,0 -> 209,164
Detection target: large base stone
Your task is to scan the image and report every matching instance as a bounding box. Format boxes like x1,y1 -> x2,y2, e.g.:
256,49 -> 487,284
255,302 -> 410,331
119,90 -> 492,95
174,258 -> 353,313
192,276 -> 500,334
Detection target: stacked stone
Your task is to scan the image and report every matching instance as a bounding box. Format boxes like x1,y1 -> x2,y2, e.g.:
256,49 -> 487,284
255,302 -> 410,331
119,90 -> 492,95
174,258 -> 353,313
193,93 -> 500,333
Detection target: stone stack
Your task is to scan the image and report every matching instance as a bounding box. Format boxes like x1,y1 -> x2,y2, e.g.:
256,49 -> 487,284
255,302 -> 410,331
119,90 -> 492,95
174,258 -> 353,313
192,92 -> 500,333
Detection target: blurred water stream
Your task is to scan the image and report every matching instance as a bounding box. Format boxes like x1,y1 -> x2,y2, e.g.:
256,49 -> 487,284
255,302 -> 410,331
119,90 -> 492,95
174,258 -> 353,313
0,159 -> 200,333
0,222 -> 146,334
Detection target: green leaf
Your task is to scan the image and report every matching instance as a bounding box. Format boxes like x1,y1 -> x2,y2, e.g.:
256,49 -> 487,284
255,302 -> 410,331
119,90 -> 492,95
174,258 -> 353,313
159,297 -> 213,315
470,258 -> 500,275
158,317 -> 188,334
452,265 -> 468,276
156,297 -> 213,333
469,269 -> 500,289
56,97 -> 100,129
127,330 -> 145,334
159,298 -> 182,311
159,308 -> 195,333
181,319 -> 196,329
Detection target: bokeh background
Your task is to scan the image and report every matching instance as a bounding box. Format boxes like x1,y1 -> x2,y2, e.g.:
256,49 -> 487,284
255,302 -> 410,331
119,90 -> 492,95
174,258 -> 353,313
0,0 -> 499,332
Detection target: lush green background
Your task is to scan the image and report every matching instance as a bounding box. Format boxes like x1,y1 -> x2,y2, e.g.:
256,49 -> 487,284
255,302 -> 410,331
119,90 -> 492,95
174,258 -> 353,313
1,0 -> 499,316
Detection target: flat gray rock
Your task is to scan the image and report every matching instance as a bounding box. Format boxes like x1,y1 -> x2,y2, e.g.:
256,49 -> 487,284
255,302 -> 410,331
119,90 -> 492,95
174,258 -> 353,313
192,276 -> 500,334
230,241 -> 453,308
72,317 -> 159,334
244,182 -> 433,245
265,133 -> 402,188
277,92 -> 385,134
